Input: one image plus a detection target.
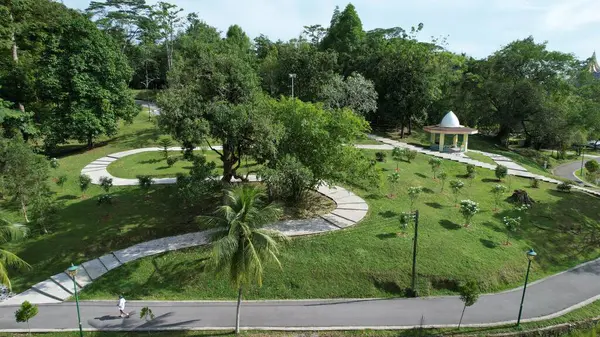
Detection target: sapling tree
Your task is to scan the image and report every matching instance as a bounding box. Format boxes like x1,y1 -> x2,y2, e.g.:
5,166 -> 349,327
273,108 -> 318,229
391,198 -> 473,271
158,136 -> 173,161
502,216 -> 521,245
387,172 -> 400,198
407,186 -> 423,212
55,175 -> 67,188
399,212 -> 413,230
491,184 -> 507,211
438,171 -> 448,192
391,147 -> 405,171
466,164 -> 475,176
137,175 -> 153,192
79,174 -> 92,197
140,306 -> 155,321
429,157 -> 442,179
459,200 -> 479,227
405,150 -> 417,163
50,158 -> 59,169
495,165 -> 508,182
99,176 -> 113,193
458,280 -> 480,329
15,300 -> 38,334
450,180 -> 464,205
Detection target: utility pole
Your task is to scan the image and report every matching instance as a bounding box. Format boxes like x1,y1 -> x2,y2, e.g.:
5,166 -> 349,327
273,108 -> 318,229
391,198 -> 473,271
289,73 -> 297,100
411,210 -> 420,296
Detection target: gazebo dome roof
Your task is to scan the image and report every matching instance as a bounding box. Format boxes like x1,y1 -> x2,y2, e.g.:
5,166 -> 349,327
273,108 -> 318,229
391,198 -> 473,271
439,111 -> 461,128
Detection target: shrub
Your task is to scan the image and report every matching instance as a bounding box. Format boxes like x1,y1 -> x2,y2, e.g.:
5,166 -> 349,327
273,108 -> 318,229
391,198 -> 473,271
97,194 -> 112,205
429,157 -> 442,179
491,184 -> 507,210
438,171 -> 448,192
137,175 -> 153,191
407,186 -> 423,211
50,158 -> 59,169
79,174 -> 92,194
495,165 -> 508,181
55,175 -> 67,188
405,150 -> 417,163
259,155 -> 314,202
557,182 -> 572,192
15,300 -> 38,333
175,155 -> 219,206
387,172 -> 400,197
391,147 -> 405,170
450,180 -> 464,204
530,178 -> 540,188
585,160 -> 600,174
140,306 -> 155,321
459,199 -> 479,227
502,216 -> 521,244
158,136 -> 173,160
375,152 -> 387,162
99,176 -> 113,193
399,212 -> 413,229
166,156 -> 178,167
466,164 -> 475,175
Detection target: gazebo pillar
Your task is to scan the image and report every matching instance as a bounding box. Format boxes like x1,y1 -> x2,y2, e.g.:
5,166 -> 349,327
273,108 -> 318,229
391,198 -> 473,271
430,132 -> 436,144
463,134 -> 469,152
439,134 -> 445,153
453,135 -> 458,148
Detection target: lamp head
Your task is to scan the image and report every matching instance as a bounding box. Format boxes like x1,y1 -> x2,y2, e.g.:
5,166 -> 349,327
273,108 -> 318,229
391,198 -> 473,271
526,248 -> 537,261
66,264 -> 78,277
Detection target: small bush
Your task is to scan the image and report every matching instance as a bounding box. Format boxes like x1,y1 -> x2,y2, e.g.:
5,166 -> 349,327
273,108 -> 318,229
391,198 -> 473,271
438,171 -> 448,191
459,199 -> 479,227
50,158 -> 59,169
166,156 -> 178,167
97,194 -> 112,205
175,156 -> 219,206
79,174 -> 92,193
530,178 -> 539,188
158,136 -> 173,160
260,155 -> 314,202
405,150 -> 417,163
137,175 -> 153,190
429,157 -> 442,179
375,152 -> 387,162
55,175 -> 67,187
585,160 -> 600,174
466,164 -> 475,175
495,165 -> 508,181
557,182 -> 572,193
99,176 -> 113,193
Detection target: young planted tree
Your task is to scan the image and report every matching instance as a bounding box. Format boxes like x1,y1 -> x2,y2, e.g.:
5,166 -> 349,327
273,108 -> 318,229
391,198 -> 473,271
140,306 -> 155,321
405,150 -> 417,163
458,280 -> 480,329
466,164 -> 475,176
450,180 -> 464,206
438,171 -> 448,192
502,216 -> 521,245
79,174 -> 92,197
15,300 -> 38,334
0,221 -> 31,289
585,160 -> 599,174
466,165 -> 476,186
429,157 -> 442,179
391,147 -> 405,171
407,186 -> 423,212
495,165 -> 508,182
387,172 -> 400,198
491,184 -> 507,211
137,175 -> 153,192
99,177 -> 113,193
198,186 -> 289,334
158,136 -> 173,161
459,200 -> 479,227
55,175 -> 67,188
50,158 -> 59,169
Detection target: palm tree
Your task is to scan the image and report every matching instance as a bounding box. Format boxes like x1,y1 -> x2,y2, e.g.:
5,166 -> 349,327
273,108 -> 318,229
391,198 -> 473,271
199,185 -> 288,334
0,219 -> 31,289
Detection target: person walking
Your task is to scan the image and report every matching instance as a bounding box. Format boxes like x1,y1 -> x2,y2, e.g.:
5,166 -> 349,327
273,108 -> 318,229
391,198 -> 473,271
117,295 -> 129,318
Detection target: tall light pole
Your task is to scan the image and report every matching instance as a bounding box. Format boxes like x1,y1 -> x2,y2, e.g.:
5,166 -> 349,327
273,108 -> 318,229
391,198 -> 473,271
66,264 -> 84,337
411,210 -> 420,296
517,248 -> 537,326
289,73 -> 297,100
580,144 -> 586,177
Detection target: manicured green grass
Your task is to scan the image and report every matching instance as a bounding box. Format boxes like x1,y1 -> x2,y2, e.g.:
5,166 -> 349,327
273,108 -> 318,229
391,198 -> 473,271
132,89 -> 160,102
107,150 -> 260,179
79,149 -> 600,301
464,151 -> 496,165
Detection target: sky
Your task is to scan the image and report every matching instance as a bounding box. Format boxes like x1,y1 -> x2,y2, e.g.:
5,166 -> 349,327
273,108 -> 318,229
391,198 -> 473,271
63,0 -> 600,60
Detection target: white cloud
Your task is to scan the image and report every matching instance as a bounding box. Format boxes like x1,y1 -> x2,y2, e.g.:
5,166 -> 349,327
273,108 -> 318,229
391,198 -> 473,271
542,0 -> 600,32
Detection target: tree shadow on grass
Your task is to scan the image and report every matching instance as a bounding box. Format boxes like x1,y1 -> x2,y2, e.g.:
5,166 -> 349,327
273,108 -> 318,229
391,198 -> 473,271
379,210 -> 398,219
376,233 -> 397,240
425,202 -> 443,209
482,178 -> 501,183
439,219 -> 461,230
422,187 -> 434,194
415,172 -> 427,179
481,221 -> 504,233
139,158 -> 163,165
372,278 -> 403,295
480,238 -> 498,249
56,195 -> 79,201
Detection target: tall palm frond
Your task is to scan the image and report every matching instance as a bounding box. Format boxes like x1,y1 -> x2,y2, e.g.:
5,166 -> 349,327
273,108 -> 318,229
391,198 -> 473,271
0,220 -> 31,290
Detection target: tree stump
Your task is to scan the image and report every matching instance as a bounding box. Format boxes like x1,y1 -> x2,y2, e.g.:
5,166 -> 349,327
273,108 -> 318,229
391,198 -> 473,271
509,189 -> 535,206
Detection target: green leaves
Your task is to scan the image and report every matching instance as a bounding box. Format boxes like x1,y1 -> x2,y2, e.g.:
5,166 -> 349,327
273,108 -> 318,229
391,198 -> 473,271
15,300 -> 38,324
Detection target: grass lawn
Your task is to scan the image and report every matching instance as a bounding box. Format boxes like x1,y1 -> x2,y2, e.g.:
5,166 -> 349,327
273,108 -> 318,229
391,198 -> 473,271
464,151 -> 496,165
107,150 -> 260,179
1,111 -> 329,293
132,89 -> 160,102
79,149 -> 600,301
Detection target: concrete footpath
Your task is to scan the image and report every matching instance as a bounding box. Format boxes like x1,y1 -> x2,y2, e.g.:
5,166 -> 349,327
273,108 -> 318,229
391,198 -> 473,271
0,255 -> 599,331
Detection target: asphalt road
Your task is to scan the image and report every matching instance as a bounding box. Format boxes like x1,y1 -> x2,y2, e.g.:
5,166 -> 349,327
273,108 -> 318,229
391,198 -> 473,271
1,258 -> 600,331
553,156 -> 600,184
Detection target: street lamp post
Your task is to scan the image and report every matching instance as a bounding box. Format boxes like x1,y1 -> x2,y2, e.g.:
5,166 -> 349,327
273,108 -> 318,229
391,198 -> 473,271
580,145 -> 586,177
411,210 -> 420,296
66,264 -> 84,337
516,248 -> 537,326
289,73 -> 297,100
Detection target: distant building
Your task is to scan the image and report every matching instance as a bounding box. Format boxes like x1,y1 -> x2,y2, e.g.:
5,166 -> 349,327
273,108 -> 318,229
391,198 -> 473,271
590,52 -> 600,79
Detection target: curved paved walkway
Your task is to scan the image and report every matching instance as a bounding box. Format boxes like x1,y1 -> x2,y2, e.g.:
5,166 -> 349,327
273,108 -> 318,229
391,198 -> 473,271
2,149 -> 368,306
554,156 -> 600,188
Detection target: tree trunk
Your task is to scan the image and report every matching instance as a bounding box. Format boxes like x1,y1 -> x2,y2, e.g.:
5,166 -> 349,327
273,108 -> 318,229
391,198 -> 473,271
400,122 -> 405,139
408,118 -> 412,135
87,134 -> 94,149
9,12 -> 25,113
221,144 -> 237,182
458,303 -> 466,329
235,286 -> 243,334
21,199 -> 29,223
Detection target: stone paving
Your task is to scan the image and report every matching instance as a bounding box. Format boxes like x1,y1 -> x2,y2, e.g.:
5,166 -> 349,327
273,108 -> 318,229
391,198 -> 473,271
2,151 -> 368,305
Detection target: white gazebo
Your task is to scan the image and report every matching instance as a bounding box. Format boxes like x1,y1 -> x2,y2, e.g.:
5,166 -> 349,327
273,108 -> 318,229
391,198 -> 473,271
423,111 -> 478,153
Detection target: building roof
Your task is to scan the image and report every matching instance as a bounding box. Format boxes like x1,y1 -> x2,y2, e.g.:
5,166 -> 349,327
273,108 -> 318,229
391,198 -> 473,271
423,111 -> 478,134
589,52 -> 600,79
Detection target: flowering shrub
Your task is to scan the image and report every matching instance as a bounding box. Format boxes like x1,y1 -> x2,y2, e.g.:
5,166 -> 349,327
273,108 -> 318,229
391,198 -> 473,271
502,216 -> 521,244
491,184 -> 507,210
450,180 -> 464,204
459,199 -> 479,227
407,186 -> 423,211
429,157 -> 442,178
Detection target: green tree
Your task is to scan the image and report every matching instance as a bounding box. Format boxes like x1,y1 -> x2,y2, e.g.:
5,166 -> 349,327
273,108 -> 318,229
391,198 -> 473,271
55,175 -> 67,188
495,165 -> 508,182
459,200 -> 479,227
199,186 -> 288,334
259,155 -> 314,202
429,157 -> 442,179
0,221 -> 30,289
585,160 -> 599,174
438,171 -> 448,192
458,280 -> 480,329
391,147 -> 405,171
321,3 -> 365,73
79,174 -> 92,197
450,180 -> 464,205
387,172 -> 400,197
137,175 -> 153,192
99,176 -> 113,193
491,184 -> 507,211
139,306 -> 155,321
15,300 -> 38,334
158,136 -> 173,161
502,216 -> 521,245
407,186 -> 423,212
151,1 -> 183,72
0,139 -> 50,223
318,72 -> 378,116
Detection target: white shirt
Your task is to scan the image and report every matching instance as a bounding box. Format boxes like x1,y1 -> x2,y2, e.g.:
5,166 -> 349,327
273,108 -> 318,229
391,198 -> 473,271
118,298 -> 126,310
